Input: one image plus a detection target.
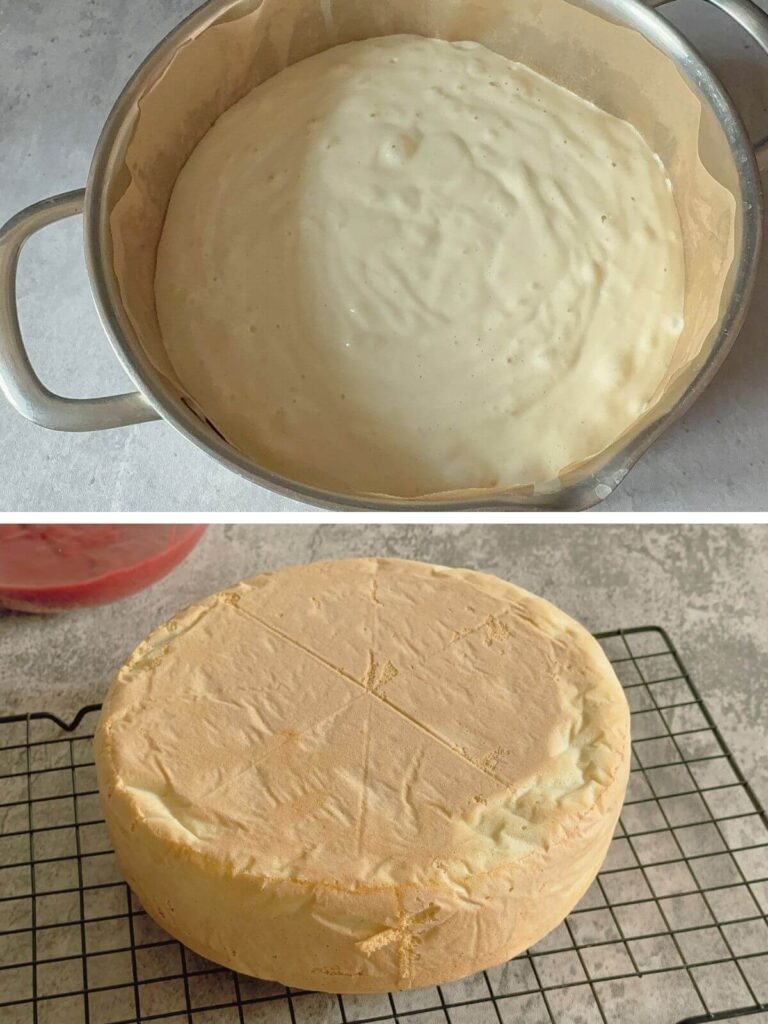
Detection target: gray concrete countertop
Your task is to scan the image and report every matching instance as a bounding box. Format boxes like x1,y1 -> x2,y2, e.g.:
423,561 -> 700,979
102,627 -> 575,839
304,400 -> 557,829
0,524 -> 766,1022
1,1 -> 768,512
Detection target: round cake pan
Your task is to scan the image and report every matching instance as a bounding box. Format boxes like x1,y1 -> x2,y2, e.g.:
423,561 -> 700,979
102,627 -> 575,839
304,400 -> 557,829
0,0 -> 765,511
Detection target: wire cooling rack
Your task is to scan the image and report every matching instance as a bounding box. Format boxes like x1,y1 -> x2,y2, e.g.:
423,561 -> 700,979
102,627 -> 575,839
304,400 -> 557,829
1,626 -> 767,1024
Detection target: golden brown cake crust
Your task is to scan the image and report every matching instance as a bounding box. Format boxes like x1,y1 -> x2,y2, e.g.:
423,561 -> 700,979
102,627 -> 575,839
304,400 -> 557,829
95,558 -> 630,991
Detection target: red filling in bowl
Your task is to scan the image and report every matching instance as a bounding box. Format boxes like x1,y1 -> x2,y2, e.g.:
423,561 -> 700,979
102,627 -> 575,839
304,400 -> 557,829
0,525 -> 206,613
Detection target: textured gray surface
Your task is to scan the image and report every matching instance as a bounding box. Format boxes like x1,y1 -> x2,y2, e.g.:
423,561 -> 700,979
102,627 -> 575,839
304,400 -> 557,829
1,523 -> 766,806
1,0 -> 768,511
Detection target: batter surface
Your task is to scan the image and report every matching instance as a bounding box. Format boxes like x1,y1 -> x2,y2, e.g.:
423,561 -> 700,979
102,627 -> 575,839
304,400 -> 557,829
155,34 -> 685,497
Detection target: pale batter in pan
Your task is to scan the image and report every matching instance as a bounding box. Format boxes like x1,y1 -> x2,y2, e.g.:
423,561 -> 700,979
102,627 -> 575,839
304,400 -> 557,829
155,34 -> 685,497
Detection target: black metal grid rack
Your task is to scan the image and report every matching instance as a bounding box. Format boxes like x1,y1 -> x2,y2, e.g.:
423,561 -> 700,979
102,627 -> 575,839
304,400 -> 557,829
1,626 -> 767,1024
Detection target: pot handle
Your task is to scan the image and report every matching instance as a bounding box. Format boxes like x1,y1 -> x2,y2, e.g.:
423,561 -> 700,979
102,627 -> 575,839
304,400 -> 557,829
0,189 -> 160,431
649,0 -> 768,168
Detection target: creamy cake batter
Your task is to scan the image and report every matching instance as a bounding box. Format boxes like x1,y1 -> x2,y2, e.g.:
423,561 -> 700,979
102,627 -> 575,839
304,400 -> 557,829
155,34 -> 686,497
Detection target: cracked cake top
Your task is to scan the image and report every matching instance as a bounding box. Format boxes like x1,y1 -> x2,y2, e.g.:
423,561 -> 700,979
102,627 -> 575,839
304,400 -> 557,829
96,558 -> 629,891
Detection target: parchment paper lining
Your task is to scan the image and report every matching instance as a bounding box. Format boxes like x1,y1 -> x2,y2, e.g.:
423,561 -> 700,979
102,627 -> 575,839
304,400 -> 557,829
110,0 -> 737,500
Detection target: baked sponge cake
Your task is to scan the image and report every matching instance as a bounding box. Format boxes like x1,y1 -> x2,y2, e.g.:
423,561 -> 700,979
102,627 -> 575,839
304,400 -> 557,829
95,559 -> 630,992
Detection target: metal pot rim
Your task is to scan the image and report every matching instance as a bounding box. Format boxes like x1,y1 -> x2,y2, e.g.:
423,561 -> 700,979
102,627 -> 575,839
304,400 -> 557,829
83,0 -> 764,512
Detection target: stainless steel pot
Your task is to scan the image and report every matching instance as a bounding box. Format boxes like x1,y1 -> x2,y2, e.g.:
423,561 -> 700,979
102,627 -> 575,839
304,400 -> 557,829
1,0 -> 766,511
